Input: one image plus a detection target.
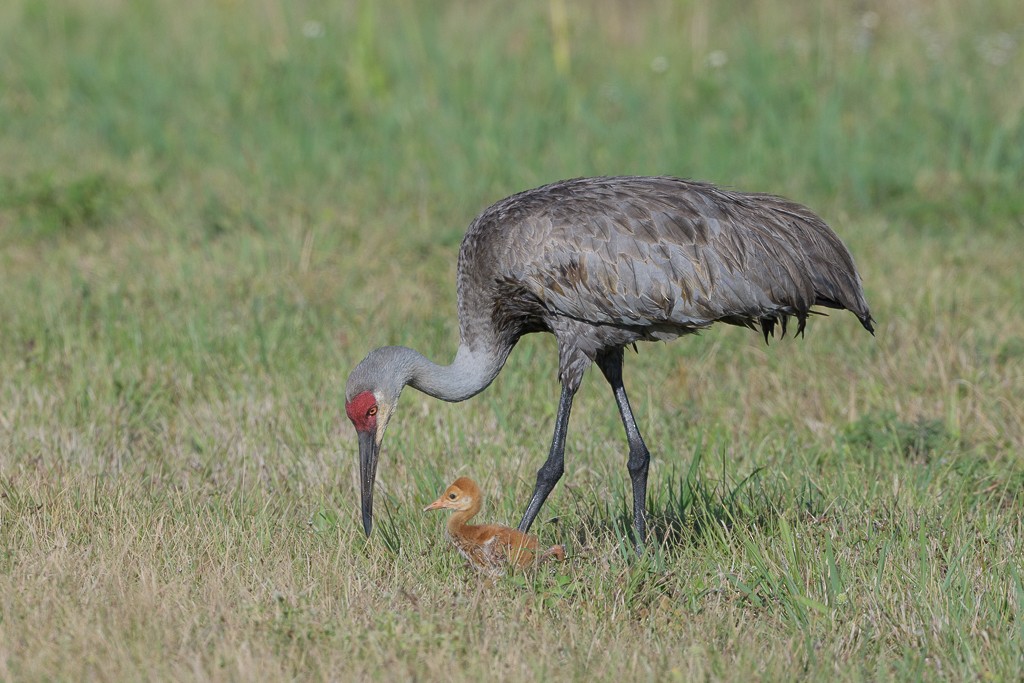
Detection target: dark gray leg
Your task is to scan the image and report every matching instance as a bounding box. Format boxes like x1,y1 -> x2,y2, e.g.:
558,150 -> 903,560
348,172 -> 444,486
597,348 -> 650,550
518,383 -> 575,533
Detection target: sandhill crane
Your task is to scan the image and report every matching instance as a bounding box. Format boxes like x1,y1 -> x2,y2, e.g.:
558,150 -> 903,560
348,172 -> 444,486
424,476 -> 566,575
345,176 -> 874,548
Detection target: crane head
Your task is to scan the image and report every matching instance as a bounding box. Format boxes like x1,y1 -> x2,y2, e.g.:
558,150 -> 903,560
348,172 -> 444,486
345,349 -> 406,537
345,389 -> 386,537
423,477 -> 480,513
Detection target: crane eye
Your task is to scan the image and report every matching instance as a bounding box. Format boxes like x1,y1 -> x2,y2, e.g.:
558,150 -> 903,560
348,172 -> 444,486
448,493 -> 457,500
367,406 -> 377,417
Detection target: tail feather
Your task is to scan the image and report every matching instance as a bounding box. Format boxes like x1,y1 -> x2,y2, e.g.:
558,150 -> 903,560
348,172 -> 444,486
541,545 -> 566,562
744,191 -> 875,339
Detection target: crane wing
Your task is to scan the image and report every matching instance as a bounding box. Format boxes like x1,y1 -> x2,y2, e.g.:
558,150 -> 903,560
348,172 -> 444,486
508,178 -> 871,338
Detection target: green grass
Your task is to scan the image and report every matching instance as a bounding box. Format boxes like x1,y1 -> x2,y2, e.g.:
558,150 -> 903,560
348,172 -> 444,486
1,0 -> 1023,680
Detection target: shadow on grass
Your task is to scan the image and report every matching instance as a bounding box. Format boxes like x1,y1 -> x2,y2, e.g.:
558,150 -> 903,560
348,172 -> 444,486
570,439 -> 827,555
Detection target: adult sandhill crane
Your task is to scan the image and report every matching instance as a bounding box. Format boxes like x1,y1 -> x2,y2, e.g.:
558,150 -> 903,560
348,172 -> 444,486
346,176 -> 874,547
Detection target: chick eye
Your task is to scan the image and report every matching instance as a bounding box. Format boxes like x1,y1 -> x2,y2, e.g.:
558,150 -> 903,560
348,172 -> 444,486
448,493 -> 456,500
367,406 -> 378,417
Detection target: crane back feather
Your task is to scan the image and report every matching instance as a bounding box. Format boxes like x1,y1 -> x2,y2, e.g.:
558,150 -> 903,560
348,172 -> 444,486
455,176 -> 873,387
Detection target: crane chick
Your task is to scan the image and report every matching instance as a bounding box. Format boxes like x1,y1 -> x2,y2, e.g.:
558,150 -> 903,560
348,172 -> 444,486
425,477 -> 565,576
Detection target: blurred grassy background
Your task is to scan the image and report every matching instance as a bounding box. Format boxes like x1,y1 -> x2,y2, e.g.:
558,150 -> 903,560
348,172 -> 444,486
1,0 -> 1022,680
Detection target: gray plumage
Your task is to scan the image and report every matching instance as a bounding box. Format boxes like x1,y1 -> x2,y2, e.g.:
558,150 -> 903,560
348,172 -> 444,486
346,176 -> 874,547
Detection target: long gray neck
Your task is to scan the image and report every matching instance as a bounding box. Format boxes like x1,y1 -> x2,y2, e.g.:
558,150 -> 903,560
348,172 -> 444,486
404,343 -> 510,403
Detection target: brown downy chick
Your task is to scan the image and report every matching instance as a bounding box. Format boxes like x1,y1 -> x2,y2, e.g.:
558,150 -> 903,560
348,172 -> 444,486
424,477 -> 565,576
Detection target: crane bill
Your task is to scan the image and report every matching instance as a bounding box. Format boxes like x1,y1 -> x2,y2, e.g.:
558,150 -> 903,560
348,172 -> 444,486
423,497 -> 448,512
358,430 -> 379,536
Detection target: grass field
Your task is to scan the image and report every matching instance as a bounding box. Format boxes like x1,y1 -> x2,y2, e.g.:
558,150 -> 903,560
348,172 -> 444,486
1,0 -> 1023,680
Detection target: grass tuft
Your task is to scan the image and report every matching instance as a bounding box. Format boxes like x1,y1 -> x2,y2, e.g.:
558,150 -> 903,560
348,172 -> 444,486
0,172 -> 125,238
839,410 -> 956,461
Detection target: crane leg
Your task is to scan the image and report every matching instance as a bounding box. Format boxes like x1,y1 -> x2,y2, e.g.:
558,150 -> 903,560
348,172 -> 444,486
517,383 -> 575,534
597,348 -> 650,552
